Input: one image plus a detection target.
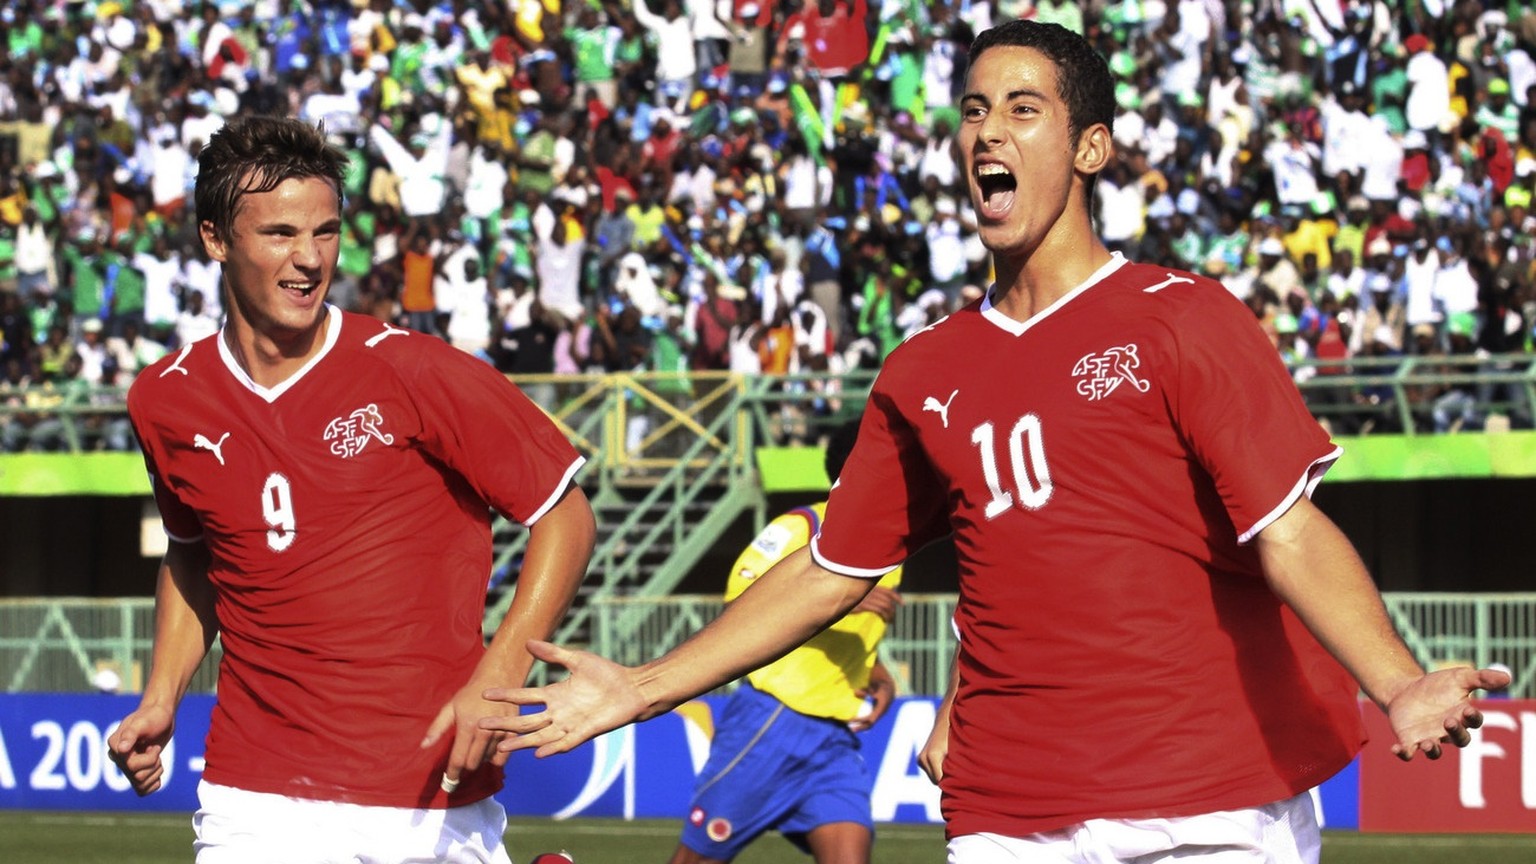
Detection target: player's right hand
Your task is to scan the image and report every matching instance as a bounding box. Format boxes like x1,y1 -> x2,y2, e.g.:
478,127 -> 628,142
479,640 -> 650,758
107,704 -> 176,796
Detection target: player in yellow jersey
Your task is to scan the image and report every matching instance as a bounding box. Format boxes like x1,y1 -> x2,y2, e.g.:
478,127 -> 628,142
668,417 -> 902,864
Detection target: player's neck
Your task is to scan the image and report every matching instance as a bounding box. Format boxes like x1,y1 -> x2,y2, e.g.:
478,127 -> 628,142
222,311 -> 331,389
989,226 -> 1112,322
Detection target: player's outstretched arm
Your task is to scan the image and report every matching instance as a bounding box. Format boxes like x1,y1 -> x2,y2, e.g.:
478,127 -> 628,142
108,540 -> 217,796
424,485 -> 596,787
1255,496 -> 1511,761
480,546 -> 877,756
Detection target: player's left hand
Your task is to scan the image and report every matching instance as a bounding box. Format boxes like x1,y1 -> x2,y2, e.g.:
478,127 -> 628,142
848,661 -> 896,732
421,675 -> 518,791
1385,664 -> 1512,761
851,586 -> 902,623
479,639 -> 651,758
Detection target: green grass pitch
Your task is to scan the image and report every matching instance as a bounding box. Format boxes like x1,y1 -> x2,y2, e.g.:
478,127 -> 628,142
1,812 -> 1532,862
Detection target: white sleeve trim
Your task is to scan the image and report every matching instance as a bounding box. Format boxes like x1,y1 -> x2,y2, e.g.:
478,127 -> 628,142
809,533 -> 902,579
521,456 -> 587,527
165,530 -> 204,545
1237,445 -> 1342,544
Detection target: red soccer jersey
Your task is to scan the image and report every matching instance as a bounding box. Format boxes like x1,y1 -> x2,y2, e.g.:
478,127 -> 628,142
129,308 -> 584,808
812,256 -> 1365,838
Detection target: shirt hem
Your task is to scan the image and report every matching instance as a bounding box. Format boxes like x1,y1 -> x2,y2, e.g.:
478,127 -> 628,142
942,750 -> 1359,841
201,769 -> 502,810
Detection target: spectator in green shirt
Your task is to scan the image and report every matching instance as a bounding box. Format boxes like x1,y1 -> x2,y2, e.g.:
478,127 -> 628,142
102,234 -> 147,337
566,5 -> 622,109
61,230 -> 106,321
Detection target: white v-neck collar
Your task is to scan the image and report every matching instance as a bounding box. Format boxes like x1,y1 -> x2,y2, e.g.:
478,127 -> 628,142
217,305 -> 342,403
979,253 -> 1128,336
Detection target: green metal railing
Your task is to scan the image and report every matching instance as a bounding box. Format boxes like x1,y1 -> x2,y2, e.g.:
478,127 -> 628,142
5,353 -> 1535,457
1282,352 -> 1536,434
5,594 -> 1532,699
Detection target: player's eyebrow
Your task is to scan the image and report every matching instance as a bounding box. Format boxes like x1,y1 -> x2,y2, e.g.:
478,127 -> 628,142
255,216 -> 343,233
960,87 -> 1052,106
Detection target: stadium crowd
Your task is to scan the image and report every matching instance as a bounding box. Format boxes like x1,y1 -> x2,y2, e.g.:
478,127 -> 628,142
1,0 -> 1536,451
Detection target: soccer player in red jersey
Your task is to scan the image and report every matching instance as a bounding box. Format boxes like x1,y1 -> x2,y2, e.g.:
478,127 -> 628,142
478,21 -> 1510,864
106,116 -> 596,863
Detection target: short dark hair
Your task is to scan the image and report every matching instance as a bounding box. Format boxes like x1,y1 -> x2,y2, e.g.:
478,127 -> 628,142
195,115 -> 347,244
968,20 -> 1115,145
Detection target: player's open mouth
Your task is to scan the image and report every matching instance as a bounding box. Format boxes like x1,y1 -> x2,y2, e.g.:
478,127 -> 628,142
975,162 -> 1017,221
279,280 -> 319,296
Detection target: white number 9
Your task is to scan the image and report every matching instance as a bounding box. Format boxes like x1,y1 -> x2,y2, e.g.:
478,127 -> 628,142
263,473 -> 296,552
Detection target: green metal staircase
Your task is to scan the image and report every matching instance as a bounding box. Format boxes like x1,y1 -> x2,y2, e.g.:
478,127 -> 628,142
478,371 -> 877,676
479,373 -> 755,662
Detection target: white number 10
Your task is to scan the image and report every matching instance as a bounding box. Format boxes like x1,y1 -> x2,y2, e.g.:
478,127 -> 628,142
971,415 -> 1053,519
262,473 -> 296,552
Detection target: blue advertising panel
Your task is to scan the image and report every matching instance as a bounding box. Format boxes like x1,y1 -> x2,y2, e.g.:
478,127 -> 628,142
0,693 -> 1356,829
0,694 -> 211,811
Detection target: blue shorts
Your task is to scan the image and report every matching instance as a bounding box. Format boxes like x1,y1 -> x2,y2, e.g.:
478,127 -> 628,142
679,684 -> 872,860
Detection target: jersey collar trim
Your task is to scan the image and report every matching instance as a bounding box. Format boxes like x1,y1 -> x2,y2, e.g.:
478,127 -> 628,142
978,252 -> 1128,336
216,305 -> 342,403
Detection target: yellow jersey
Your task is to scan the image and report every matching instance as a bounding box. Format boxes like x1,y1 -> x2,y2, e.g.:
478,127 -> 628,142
725,502 -> 902,721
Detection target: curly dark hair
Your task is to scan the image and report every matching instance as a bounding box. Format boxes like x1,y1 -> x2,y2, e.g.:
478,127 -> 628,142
968,19 -> 1116,145
194,115 -> 347,243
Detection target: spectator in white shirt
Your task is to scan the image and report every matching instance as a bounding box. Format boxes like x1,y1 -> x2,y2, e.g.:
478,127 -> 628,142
926,198 -> 967,304
1326,248 -> 1367,304
438,247 -> 494,358
536,206 -> 587,323
180,240 -> 224,322
149,131 -> 192,218
75,319 -> 110,385
1320,81 -> 1372,184
685,0 -> 736,78
300,77 -> 363,137
1095,159 -> 1146,255
174,289 -> 221,348
632,0 -> 698,104
918,117 -> 959,189
464,143 -> 511,227
1404,33 -> 1450,145
339,51 -> 380,107
1432,235 -> 1480,319
368,114 -> 453,218
134,234 -> 184,338
1402,237 -> 1443,343
13,207 -> 54,299
105,319 -> 168,385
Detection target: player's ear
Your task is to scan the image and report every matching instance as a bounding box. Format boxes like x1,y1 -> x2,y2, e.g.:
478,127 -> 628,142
199,220 -> 228,263
1073,123 -> 1112,177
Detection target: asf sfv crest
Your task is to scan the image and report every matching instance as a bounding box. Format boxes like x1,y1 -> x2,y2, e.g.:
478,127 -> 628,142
1073,344 -> 1151,401
324,403 -> 397,457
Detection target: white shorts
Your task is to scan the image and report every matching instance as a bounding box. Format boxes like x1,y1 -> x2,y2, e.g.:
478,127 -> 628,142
193,780 -> 514,864
947,791 -> 1320,864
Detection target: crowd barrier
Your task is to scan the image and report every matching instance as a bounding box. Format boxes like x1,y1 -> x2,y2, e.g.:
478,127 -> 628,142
3,594 -> 1532,699
4,354 -> 1536,459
